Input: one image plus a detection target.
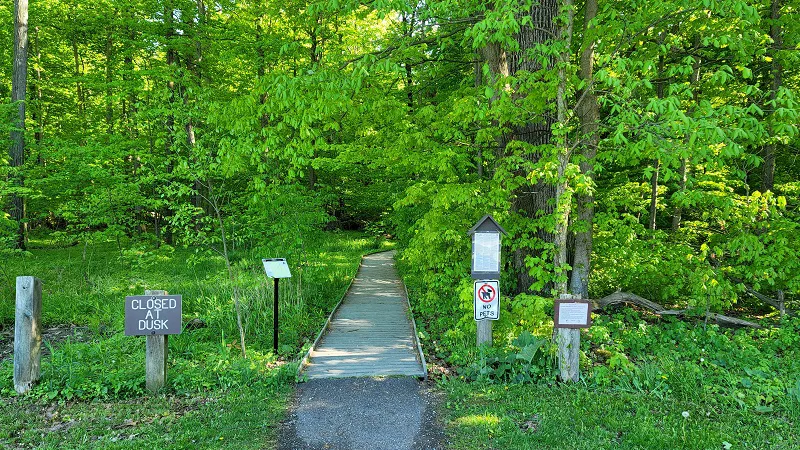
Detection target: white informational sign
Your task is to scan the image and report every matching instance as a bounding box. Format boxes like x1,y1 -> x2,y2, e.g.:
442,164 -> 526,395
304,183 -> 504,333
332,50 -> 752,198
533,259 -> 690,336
262,258 -> 292,278
554,300 -> 592,328
473,232 -> 500,273
474,280 -> 500,321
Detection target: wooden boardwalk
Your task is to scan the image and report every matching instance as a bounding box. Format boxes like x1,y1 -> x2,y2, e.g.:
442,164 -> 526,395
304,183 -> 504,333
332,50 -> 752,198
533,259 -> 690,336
300,251 -> 426,379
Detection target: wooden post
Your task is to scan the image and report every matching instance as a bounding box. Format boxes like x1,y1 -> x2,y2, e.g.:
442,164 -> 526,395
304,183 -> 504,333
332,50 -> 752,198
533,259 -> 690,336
556,293 -> 580,382
144,289 -> 168,393
14,276 -> 42,394
477,320 -> 492,347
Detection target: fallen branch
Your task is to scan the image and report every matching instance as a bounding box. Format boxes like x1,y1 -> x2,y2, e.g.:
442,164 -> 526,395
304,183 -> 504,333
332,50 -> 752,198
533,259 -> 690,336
592,291 -> 763,329
728,277 -> 796,318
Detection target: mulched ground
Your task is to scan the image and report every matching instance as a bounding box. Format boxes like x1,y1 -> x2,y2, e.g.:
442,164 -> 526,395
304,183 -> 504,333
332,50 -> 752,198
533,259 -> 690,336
0,324 -> 93,362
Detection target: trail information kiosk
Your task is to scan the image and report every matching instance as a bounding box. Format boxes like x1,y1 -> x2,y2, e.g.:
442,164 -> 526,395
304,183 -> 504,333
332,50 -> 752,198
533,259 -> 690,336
468,215 -> 507,280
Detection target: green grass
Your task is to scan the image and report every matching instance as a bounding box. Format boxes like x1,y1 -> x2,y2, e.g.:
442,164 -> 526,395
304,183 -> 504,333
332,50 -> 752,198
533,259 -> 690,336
0,383 -> 291,449
442,380 -> 799,449
0,230 -> 391,447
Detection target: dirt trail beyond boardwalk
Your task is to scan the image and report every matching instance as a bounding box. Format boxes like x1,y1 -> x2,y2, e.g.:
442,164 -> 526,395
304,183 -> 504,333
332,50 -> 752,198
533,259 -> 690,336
279,252 -> 444,450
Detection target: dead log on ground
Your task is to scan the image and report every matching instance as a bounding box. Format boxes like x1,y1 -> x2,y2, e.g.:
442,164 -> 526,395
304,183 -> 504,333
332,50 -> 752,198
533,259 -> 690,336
592,291 -> 763,329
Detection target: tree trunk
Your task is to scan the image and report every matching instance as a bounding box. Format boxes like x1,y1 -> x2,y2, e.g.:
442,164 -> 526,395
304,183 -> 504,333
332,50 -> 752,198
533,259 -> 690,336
648,159 -> 659,230
403,11 -> 415,110
552,0 -> 574,295
569,0 -> 599,298
163,3 -> 178,245
480,0 -> 558,295
761,0 -> 782,193
474,60 -> 484,178
72,40 -> 84,116
10,0 -> 29,250
673,38 -> 701,231
31,26 -> 43,146
105,30 -> 114,134
671,158 -> 687,230
648,49 -> 667,231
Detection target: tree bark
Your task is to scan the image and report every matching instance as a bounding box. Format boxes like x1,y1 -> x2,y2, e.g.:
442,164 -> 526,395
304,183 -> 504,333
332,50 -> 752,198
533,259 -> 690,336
474,60 -> 484,178
479,0 -> 558,295
105,30 -> 115,134
31,26 -> 43,146
72,40 -> 84,116
569,0 -> 599,298
648,159 -> 659,231
648,48 -> 667,232
163,3 -> 178,245
761,0 -> 782,193
10,0 -> 29,250
673,42 -> 700,231
553,0 -> 575,295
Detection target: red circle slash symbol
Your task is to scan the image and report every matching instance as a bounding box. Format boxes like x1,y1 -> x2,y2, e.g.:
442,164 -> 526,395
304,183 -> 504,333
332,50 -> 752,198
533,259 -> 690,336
478,284 -> 496,303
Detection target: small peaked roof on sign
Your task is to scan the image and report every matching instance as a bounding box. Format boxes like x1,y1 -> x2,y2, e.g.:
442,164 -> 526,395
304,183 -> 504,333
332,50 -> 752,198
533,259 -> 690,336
468,214 -> 508,236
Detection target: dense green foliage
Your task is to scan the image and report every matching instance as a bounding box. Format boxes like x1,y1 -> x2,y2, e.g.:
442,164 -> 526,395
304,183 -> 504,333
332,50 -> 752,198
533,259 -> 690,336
2,0 -> 799,445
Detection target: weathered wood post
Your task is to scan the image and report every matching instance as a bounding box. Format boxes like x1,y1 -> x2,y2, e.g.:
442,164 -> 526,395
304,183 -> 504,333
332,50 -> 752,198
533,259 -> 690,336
144,290 -> 168,393
477,319 -> 492,346
469,215 -> 506,347
556,294 -> 581,382
14,276 -> 43,394
125,291 -> 182,394
554,294 -> 592,383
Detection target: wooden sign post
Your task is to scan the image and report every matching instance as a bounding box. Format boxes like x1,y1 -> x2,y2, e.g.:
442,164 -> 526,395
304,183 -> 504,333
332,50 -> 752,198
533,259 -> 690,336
125,290 -> 183,393
468,215 -> 506,347
554,294 -> 592,382
14,276 -> 43,394
262,258 -> 292,353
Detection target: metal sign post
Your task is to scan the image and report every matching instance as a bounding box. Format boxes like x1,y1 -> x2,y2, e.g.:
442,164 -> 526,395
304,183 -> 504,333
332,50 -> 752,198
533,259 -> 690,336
468,215 -> 506,347
262,258 -> 292,353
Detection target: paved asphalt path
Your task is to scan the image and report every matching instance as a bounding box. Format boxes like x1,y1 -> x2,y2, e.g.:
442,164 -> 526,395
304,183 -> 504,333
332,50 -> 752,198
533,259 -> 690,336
278,377 -> 446,450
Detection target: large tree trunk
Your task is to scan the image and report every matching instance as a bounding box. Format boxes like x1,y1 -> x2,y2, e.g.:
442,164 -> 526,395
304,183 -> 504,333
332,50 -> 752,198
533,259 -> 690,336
569,0 -> 599,298
10,0 -> 29,250
761,0 -> 782,193
480,0 -> 559,295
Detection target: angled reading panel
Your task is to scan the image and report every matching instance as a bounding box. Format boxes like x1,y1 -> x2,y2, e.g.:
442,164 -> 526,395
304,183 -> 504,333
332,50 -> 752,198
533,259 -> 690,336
262,258 -> 292,278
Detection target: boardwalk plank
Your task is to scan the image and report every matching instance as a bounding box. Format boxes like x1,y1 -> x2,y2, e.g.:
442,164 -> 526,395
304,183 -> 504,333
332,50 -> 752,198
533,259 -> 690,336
301,251 -> 425,379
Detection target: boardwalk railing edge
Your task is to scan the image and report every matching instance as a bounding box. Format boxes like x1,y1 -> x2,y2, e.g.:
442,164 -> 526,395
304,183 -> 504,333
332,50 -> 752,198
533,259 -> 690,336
295,247 -> 388,381
399,257 -> 429,381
